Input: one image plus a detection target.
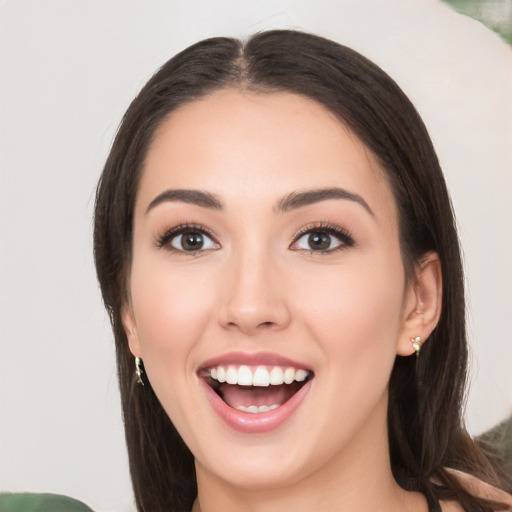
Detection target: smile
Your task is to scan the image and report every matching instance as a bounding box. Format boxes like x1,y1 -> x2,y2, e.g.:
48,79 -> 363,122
207,365 -> 311,411
199,354 -> 314,433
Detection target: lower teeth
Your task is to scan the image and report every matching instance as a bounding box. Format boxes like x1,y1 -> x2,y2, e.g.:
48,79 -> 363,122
235,404 -> 280,414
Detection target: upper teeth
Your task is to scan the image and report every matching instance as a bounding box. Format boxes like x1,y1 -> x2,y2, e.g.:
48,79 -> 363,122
209,365 -> 309,387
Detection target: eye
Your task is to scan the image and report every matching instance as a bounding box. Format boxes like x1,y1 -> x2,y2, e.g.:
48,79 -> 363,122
156,224 -> 219,253
171,230 -> 218,251
290,224 -> 354,253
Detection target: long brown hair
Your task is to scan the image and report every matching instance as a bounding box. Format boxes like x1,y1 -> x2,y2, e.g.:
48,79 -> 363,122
94,30 -> 510,511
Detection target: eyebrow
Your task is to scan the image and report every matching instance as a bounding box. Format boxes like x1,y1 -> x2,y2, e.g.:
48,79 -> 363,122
145,186 -> 373,216
275,187 -> 374,216
146,189 -> 224,213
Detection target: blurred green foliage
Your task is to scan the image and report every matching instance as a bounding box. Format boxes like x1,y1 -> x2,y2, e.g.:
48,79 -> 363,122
0,493 -> 95,512
477,415 -> 512,478
442,0 -> 512,45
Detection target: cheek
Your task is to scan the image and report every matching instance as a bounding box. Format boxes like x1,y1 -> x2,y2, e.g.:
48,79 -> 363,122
128,256 -> 221,439
292,252 -> 405,375
129,256 -> 215,378
287,253 -> 406,457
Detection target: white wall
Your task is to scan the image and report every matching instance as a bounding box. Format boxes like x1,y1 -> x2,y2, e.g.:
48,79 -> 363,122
0,1 -> 510,510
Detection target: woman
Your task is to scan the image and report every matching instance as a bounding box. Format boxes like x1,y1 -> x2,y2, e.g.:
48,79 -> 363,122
93,30 -> 512,511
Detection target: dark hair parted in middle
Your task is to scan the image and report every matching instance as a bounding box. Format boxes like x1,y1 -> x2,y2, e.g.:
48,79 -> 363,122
94,30 -> 510,512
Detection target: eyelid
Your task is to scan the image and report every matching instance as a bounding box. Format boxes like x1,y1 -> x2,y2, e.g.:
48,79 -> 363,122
289,222 -> 355,253
154,223 -> 220,252
154,221 -> 354,254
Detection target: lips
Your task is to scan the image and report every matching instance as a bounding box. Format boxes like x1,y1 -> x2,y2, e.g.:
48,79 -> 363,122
198,352 -> 314,433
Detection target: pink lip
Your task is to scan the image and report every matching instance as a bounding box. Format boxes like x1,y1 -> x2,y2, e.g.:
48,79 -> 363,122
199,351 -> 311,371
198,351 -> 313,434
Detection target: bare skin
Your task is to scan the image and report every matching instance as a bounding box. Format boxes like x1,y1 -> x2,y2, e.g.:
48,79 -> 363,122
191,472 -> 512,512
123,89 -> 455,512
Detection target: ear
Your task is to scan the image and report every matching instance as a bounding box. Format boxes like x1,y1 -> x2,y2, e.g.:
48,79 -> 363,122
397,252 -> 442,356
121,303 -> 143,358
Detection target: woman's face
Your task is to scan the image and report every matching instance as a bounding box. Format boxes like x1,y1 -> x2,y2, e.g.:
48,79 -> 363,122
124,90 -> 419,489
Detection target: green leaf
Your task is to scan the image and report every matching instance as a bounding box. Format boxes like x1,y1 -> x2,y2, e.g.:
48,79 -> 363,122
0,493 -> 95,512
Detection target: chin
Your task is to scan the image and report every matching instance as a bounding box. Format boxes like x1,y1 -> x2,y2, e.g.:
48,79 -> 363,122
196,444 -> 314,491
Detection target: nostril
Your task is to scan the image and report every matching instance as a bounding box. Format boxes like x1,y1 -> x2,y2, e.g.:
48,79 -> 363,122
225,320 -> 276,332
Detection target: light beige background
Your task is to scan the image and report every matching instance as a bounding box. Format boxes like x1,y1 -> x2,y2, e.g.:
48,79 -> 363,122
1,1 -> 511,510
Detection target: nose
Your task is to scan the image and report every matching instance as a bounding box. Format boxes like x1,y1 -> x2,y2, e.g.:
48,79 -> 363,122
217,246 -> 291,336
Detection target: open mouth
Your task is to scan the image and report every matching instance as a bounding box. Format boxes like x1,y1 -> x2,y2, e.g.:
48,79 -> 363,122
201,365 -> 314,414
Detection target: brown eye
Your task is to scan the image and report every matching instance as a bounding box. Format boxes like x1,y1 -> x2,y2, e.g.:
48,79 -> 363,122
290,225 -> 354,253
307,232 -> 332,251
169,230 -> 218,252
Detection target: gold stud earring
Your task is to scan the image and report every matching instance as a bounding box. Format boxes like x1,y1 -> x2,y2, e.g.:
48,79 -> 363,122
411,336 -> 422,356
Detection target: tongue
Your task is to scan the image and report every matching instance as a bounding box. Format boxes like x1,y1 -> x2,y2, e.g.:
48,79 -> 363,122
219,383 -> 299,409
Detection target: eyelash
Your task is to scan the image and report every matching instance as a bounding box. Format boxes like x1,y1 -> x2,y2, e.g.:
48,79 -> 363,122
290,222 -> 355,254
154,223 -> 218,253
154,221 -> 355,255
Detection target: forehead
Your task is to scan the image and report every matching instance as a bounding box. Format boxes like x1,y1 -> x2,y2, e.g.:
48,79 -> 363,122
137,89 -> 396,219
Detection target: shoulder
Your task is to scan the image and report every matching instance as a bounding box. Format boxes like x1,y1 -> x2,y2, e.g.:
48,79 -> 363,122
440,469 -> 512,511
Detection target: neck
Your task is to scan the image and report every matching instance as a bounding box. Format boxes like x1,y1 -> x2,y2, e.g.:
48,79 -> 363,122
192,399 -> 427,512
